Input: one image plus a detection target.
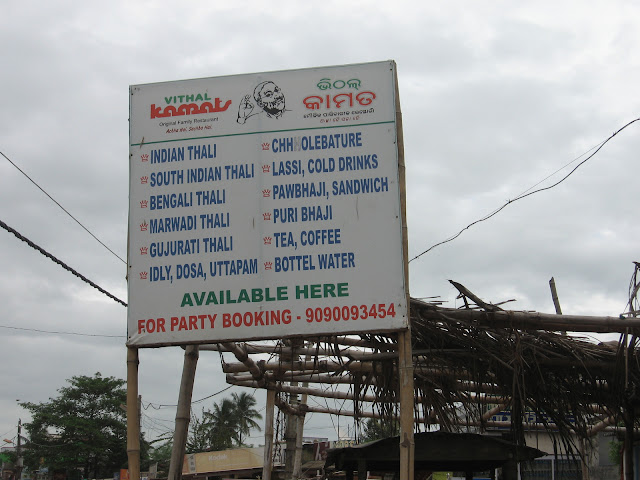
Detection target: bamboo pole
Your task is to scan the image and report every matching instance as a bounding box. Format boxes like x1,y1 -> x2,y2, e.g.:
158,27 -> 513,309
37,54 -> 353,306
198,336 -> 396,353
126,347 -> 140,480
549,277 -> 563,315
168,345 -> 199,480
228,372 -> 370,385
226,377 -> 514,407
226,377 -> 379,402
199,343 -> 376,358
415,305 -> 640,333
624,404 -> 634,480
482,403 -> 507,421
394,60 -> 414,480
284,384 -> 299,478
398,330 -> 415,480
270,400 -> 623,433
262,389 -> 276,480
220,342 -> 265,386
293,353 -> 311,479
227,364 -> 482,384
223,358 -> 472,376
222,359 -> 333,374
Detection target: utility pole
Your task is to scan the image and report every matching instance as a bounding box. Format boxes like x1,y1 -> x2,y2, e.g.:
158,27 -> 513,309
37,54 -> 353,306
16,419 -> 23,480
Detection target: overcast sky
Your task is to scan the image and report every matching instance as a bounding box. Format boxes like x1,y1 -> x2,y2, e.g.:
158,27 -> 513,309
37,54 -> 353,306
1,0 -> 639,449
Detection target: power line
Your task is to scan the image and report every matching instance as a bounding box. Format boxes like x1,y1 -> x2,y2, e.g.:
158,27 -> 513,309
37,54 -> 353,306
410,117 -> 640,263
0,324 -> 124,338
0,429 -> 17,441
142,385 -> 234,409
0,218 -> 127,307
0,150 -> 127,264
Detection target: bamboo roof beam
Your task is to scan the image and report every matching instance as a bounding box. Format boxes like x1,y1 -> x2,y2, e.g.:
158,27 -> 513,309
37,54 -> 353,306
208,335 -> 397,352
221,358 -> 487,381
222,359 -> 390,374
226,372 -> 374,385
275,398 -> 628,435
225,375 -> 513,405
227,366 -> 481,385
219,342 -> 265,387
413,303 -> 640,333
482,403 -> 508,421
587,415 -> 618,437
202,343 -> 378,360
227,377 -> 379,403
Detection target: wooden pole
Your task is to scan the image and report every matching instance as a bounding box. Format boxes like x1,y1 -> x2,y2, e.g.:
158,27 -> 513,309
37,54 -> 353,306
398,330 -> 415,480
292,398 -> 306,478
549,277 -> 563,315
126,347 -> 141,480
168,345 -> 199,480
624,403 -> 634,480
293,353 -> 311,478
15,419 -> 22,480
395,60 -> 415,480
415,305 -> 640,333
262,389 -> 276,480
284,388 -> 299,478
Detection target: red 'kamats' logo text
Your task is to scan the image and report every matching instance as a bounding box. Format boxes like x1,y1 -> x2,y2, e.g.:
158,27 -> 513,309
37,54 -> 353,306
151,93 -> 232,119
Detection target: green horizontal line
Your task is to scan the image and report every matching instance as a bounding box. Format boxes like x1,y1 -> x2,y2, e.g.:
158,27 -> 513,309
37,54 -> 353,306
130,120 -> 395,147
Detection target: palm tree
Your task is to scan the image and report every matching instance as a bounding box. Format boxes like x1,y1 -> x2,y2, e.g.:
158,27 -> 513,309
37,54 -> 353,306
203,398 -> 236,450
230,392 -> 262,446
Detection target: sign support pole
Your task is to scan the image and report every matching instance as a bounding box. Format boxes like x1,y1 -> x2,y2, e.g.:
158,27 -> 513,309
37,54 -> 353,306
126,346 -> 141,480
168,345 -> 199,480
395,67 -> 415,480
262,389 -> 276,480
398,330 -> 415,480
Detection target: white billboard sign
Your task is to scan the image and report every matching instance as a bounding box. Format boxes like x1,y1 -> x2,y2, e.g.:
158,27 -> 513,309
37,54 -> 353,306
128,61 -> 407,346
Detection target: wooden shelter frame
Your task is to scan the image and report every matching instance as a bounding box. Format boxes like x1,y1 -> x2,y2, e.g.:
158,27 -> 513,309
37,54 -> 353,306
128,269 -> 640,480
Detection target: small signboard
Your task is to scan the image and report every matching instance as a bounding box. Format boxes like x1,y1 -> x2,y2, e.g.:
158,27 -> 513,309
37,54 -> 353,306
128,61 -> 407,346
182,447 -> 278,475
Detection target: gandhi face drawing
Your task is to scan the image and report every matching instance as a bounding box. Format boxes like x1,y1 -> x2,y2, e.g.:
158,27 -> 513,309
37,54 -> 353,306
254,81 -> 285,117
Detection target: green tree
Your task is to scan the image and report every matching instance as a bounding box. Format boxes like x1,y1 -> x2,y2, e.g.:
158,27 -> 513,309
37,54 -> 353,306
360,418 -> 399,443
186,410 -> 210,453
230,392 -> 262,447
148,438 -> 172,478
187,394 -> 263,453
203,398 -> 236,451
0,450 -> 17,465
20,373 -> 148,480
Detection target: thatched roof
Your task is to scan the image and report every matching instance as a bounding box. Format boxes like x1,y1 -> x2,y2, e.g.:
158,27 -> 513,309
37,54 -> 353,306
212,280 -> 640,455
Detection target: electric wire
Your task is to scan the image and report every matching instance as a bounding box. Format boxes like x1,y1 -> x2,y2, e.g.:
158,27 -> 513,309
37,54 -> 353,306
141,385 -> 234,409
0,324 -> 124,338
410,117 -> 640,263
0,429 -> 16,441
0,150 -> 127,265
0,218 -> 127,307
